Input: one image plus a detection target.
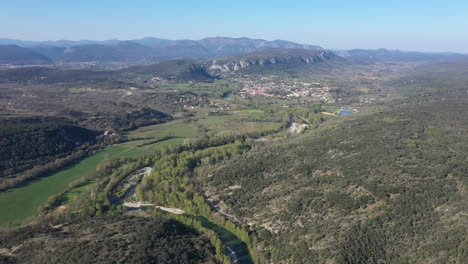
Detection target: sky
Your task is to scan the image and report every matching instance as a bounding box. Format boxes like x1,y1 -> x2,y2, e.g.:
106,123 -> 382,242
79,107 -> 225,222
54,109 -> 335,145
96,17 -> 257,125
1,0 -> 468,52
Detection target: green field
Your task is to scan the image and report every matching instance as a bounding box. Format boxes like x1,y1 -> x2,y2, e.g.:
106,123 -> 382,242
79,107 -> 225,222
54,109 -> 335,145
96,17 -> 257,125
128,112 -> 280,139
0,112 -> 281,227
199,109 -> 280,130
0,149 -> 106,226
0,123 -> 192,226
236,109 -> 265,114
127,119 -> 200,140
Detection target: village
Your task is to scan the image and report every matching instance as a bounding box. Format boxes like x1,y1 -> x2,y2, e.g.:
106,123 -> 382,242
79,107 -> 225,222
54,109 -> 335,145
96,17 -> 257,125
232,76 -> 335,102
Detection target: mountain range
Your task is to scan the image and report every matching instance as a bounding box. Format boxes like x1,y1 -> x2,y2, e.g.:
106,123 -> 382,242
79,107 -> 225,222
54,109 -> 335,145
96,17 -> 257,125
0,36 -> 466,66
0,37 -> 322,65
336,48 -> 468,63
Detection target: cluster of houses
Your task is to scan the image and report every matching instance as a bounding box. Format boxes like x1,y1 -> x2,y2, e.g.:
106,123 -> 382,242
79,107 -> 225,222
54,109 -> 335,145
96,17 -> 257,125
233,77 -> 335,102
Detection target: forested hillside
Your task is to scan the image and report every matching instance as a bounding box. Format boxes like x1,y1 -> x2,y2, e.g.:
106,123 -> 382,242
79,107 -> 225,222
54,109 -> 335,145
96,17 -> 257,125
0,215 -> 217,264
0,45 -> 52,65
209,99 -> 468,263
0,117 -> 98,177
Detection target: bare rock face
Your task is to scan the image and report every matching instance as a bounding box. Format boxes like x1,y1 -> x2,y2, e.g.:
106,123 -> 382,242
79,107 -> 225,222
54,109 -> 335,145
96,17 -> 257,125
204,50 -> 338,75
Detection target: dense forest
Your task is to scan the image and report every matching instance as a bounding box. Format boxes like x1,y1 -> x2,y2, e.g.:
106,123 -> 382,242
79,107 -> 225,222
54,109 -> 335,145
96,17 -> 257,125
0,215 -> 217,264
0,117 -> 98,178
208,98 -> 468,263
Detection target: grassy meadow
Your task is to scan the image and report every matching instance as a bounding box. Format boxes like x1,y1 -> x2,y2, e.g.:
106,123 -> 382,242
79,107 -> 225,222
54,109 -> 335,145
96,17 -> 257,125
0,109 -> 280,227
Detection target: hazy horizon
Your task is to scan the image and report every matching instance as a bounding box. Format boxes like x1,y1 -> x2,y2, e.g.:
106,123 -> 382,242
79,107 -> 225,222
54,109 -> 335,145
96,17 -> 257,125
2,35 -> 467,54
2,0 -> 468,53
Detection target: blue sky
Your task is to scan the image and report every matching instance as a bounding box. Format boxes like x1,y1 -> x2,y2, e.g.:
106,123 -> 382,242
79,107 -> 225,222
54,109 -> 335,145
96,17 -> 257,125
1,0 -> 468,52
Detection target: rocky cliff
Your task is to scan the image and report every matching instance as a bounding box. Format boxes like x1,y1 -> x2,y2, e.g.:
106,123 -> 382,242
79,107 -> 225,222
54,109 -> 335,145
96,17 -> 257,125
203,49 -> 339,75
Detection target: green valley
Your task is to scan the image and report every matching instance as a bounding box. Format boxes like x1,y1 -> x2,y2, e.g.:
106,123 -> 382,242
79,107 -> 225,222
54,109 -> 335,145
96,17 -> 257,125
1,33 -> 467,264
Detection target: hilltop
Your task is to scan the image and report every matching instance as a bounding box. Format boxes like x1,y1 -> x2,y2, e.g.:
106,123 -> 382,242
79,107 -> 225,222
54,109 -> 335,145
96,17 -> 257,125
0,45 -> 52,65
